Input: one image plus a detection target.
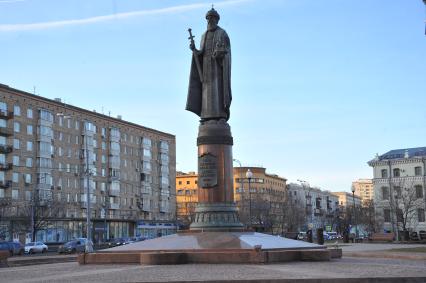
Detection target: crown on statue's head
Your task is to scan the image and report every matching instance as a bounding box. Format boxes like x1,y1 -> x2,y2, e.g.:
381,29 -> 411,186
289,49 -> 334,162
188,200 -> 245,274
206,7 -> 220,20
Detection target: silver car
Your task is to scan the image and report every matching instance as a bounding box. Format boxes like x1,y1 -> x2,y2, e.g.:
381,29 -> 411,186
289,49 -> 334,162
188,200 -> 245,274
25,242 -> 48,254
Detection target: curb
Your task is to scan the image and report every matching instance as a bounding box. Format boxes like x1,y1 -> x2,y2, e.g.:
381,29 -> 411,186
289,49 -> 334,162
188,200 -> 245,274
7,255 -> 77,267
344,252 -> 426,260
126,277 -> 426,283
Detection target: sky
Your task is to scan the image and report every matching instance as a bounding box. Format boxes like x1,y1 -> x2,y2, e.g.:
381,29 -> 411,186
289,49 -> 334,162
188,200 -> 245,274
0,0 -> 425,192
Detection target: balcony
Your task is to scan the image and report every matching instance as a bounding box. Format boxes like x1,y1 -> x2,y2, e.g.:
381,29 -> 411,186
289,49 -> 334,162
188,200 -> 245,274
110,203 -> 120,210
0,145 -> 12,154
0,110 -> 13,120
0,163 -> 12,171
0,128 -> 13,137
0,180 -> 11,188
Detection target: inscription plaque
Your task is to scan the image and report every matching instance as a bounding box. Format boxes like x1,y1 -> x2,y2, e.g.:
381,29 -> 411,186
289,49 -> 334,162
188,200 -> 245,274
198,153 -> 218,188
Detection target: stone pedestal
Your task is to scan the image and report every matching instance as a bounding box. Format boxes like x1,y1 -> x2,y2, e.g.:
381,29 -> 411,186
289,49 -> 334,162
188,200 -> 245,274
190,120 -> 243,231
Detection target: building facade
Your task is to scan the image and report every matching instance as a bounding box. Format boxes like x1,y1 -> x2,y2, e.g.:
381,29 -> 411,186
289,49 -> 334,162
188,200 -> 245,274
233,166 -> 287,233
0,84 -> 176,243
351,179 -> 374,204
175,167 -> 287,233
287,183 -> 340,232
175,171 -> 198,227
368,147 -> 426,235
332,192 -> 362,208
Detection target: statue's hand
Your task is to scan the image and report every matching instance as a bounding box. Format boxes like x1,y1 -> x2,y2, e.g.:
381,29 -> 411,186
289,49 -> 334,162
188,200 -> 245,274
189,43 -> 196,51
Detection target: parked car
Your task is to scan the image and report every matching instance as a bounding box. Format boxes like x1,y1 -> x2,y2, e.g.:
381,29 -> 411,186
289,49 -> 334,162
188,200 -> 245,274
297,232 -> 307,241
58,239 -> 86,254
106,237 -> 127,247
0,242 -> 13,256
9,242 -> 24,255
25,242 -> 48,254
325,232 -> 340,240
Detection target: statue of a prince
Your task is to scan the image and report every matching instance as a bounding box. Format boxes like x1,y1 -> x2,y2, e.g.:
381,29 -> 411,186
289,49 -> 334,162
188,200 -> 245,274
186,8 -> 232,121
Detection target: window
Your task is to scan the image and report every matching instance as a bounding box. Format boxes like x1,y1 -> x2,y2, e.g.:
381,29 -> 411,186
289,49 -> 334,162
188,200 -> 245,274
418,209 -> 425,222
186,181 -> 190,185
13,121 -> 20,133
27,108 -> 33,119
393,168 -> 400,177
381,169 -> 388,178
13,105 -> 20,116
143,149 -> 151,158
12,172 -> 18,183
12,156 -> 19,166
101,141 -> 106,150
0,119 -> 5,128
67,119 -> 71,128
384,209 -> 391,222
394,186 -> 401,198
415,166 -> 422,176
26,158 -> 32,168
58,116 -> 63,126
27,125 -> 33,135
12,189 -> 19,200
101,127 -> 106,137
0,189 -> 3,198
75,121 -> 79,130
382,187 -> 389,200
27,141 -> 33,151
415,185 -> 423,199
13,139 -> 20,149
40,109 -> 53,122
25,174 -> 31,184
25,191 -> 31,201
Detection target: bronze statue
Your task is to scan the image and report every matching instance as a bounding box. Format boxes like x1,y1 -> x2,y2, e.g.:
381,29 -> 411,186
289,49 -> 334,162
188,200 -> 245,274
186,8 -> 232,121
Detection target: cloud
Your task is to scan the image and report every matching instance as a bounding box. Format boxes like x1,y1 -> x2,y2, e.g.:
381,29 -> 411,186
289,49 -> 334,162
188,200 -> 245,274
0,0 -> 251,32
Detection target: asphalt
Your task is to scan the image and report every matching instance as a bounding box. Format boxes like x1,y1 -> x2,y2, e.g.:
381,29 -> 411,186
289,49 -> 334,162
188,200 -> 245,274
1,243 -> 425,282
0,257 -> 425,283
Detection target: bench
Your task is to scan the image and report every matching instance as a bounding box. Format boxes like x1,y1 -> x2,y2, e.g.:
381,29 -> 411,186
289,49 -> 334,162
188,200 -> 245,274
0,250 -> 9,267
369,233 -> 394,242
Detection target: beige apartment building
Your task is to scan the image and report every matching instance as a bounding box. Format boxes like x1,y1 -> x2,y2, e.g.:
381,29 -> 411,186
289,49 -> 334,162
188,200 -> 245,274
233,166 -> 287,233
332,192 -> 362,208
352,179 -> 374,204
0,83 -> 176,243
175,171 -> 198,227
175,167 -> 287,233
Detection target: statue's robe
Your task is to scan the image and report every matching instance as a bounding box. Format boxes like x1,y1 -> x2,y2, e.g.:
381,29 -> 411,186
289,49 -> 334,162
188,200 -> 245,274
186,26 -> 232,121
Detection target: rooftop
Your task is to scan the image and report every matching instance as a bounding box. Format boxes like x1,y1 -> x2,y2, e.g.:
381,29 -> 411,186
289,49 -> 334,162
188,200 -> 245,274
371,147 -> 426,162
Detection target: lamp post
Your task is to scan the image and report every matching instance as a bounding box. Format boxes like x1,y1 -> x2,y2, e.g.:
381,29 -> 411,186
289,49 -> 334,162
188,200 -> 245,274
351,186 -> 359,241
246,169 -> 253,229
58,113 -> 93,252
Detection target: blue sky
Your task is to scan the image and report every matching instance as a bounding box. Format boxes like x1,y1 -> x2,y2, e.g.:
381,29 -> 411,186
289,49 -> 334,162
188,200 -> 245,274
0,0 -> 425,192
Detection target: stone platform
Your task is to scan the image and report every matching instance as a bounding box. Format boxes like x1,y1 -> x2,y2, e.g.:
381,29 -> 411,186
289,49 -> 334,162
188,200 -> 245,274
78,232 -> 339,265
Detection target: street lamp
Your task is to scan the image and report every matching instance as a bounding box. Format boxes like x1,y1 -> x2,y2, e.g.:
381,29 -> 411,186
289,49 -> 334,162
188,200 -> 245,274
246,169 -> 253,229
351,186 -> 359,241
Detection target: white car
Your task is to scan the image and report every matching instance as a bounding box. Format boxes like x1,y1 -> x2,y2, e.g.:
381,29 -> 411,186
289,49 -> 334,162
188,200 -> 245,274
25,242 -> 48,254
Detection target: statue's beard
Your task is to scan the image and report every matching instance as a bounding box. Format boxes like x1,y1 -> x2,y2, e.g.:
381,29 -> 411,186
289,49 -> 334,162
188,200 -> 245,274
207,23 -> 217,31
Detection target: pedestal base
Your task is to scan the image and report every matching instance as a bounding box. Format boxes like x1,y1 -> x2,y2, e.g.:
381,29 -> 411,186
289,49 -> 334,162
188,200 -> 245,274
190,203 -> 244,231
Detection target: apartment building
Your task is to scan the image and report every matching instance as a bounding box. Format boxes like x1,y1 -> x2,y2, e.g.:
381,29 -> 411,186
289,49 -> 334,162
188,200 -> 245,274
175,171 -> 198,227
351,179 -> 374,204
0,83 -> 176,243
368,147 -> 426,234
233,166 -> 287,233
175,167 -> 287,233
332,192 -> 362,208
287,183 -> 340,231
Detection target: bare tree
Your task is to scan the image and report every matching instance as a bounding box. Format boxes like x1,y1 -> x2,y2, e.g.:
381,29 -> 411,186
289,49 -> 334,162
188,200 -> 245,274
391,179 -> 424,240
281,191 -> 306,233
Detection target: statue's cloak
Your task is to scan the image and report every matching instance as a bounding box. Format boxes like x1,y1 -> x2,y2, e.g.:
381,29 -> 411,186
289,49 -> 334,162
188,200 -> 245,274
186,27 -> 232,120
